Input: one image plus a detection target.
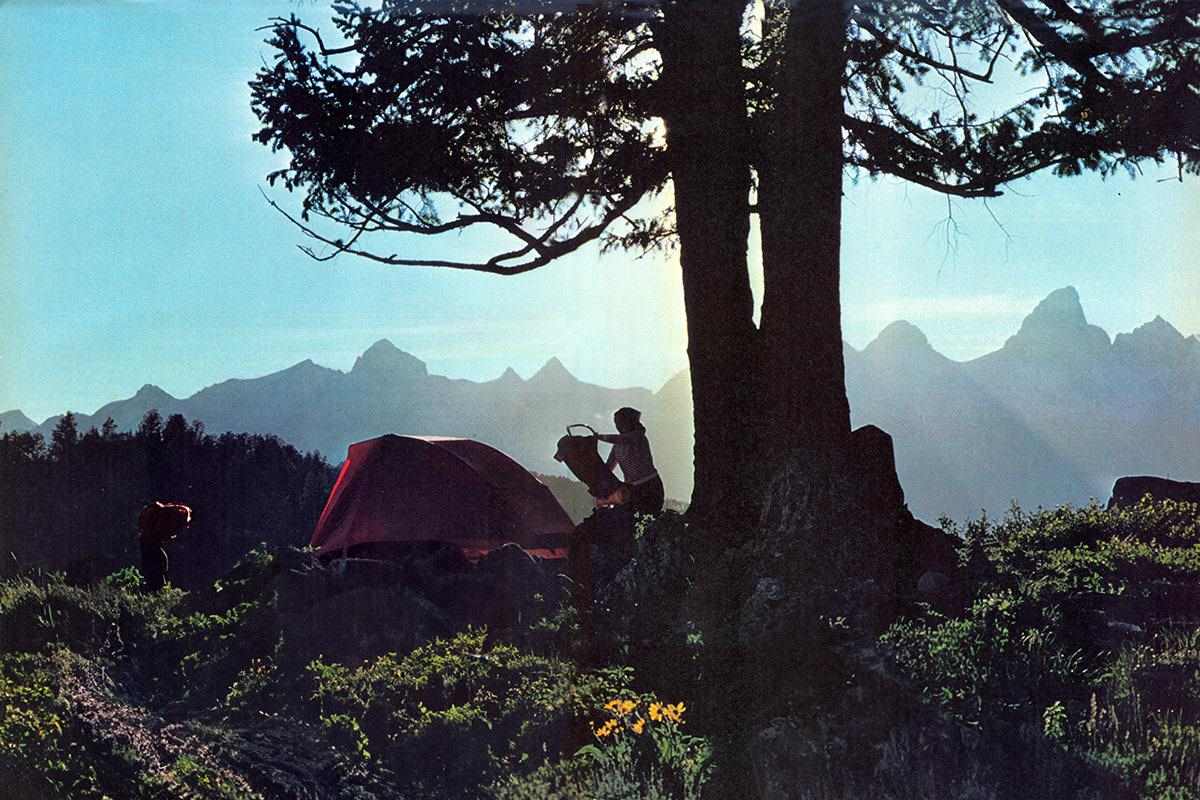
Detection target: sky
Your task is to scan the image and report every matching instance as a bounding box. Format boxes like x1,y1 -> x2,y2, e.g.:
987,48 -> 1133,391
1,0 -> 1197,423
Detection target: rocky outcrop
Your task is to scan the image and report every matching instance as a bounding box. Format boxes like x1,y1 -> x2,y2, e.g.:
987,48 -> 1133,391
745,425 -> 957,641
1108,475 -> 1200,508
690,424 -> 972,798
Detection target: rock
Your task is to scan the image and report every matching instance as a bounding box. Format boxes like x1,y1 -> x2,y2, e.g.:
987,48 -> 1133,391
1105,620 -> 1144,636
846,425 -> 906,515
274,546 -> 317,573
917,570 -> 950,595
409,542 -> 474,575
472,543 -> 555,630
751,718 -> 829,800
755,577 -> 786,602
751,425 -> 906,630
707,421 -> 961,800
737,577 -> 790,649
900,517 -> 960,584
279,585 -> 452,666
1108,475 -> 1200,509
476,542 -> 540,577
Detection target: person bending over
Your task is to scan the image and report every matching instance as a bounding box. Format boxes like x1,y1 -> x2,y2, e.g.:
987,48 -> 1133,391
595,406 -> 664,515
137,501 -> 192,592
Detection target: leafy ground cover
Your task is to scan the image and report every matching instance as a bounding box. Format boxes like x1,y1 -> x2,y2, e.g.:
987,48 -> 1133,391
3,500 -> 1199,798
884,500 -> 1200,799
0,544 -> 710,799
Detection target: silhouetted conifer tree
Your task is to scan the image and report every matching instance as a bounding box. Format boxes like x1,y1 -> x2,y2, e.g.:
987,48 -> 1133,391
252,0 -> 1198,516
50,412 -> 78,460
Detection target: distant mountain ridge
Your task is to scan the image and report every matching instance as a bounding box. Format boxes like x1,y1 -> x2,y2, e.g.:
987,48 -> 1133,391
0,410 -> 37,433
5,287 -> 1198,522
1,341 -> 690,505
846,286 -> 1200,520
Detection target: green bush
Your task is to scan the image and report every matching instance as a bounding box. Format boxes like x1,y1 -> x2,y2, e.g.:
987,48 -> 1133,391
884,501 -> 1200,798
0,545 -> 713,799
305,628 -> 637,798
0,650 -> 98,798
0,569 -> 186,656
490,695 -> 711,800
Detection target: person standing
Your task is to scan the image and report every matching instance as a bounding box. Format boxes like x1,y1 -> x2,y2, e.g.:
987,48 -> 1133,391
595,406 -> 665,515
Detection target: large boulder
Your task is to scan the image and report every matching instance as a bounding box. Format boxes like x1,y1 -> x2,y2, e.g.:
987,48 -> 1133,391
279,585 -> 452,667
468,543 -> 562,631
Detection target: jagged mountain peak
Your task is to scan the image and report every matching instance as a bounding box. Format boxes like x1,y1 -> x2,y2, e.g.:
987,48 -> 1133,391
495,366 -> 524,383
365,338 -> 399,353
1113,314 -> 1191,362
135,384 -> 176,402
865,320 -> 934,356
1133,315 -> 1184,341
1025,286 -> 1087,327
351,339 -> 428,378
1003,287 -> 1110,357
530,356 -> 575,384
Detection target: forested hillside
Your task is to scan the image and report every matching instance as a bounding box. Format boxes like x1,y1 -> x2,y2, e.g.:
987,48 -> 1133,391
0,411 -> 336,588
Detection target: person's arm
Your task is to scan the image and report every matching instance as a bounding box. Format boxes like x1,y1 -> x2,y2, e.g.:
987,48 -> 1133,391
596,431 -> 638,444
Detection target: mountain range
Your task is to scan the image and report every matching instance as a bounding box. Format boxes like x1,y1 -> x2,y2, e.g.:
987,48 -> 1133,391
5,287 -> 1198,522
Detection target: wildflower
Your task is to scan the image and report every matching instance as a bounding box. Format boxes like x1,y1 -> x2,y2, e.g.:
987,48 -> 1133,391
664,702 -> 686,723
632,718 -> 646,735
649,702 -> 664,721
618,699 -> 636,716
593,719 -> 618,739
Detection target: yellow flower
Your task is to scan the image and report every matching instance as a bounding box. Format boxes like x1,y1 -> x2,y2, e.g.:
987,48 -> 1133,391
664,703 -> 686,723
593,719 -> 618,739
631,718 -> 646,735
649,702 -> 664,722
604,698 -> 637,716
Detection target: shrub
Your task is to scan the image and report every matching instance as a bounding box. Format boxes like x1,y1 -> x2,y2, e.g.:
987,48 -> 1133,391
0,650 -> 96,798
489,695 -> 711,800
305,628 -> 636,798
0,569 -> 185,656
883,501 -> 1200,798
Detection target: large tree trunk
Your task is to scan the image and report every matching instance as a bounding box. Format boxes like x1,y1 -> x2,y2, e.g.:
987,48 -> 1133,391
657,1 -> 761,518
757,0 -> 851,462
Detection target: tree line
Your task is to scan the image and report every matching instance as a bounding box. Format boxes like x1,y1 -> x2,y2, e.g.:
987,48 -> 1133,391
0,410 -> 337,589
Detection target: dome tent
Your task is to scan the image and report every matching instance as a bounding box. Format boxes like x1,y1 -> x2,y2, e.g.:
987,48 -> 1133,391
310,435 -> 574,560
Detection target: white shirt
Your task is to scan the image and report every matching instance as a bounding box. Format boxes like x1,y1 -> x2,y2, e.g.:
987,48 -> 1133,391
598,430 -> 658,484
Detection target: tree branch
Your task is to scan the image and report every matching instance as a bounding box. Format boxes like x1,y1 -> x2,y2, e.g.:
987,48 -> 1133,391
855,17 -> 1008,84
995,0 -> 1111,85
258,17 -> 359,57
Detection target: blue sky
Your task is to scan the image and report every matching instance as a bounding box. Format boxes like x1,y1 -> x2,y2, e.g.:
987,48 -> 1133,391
2,1 -> 1197,423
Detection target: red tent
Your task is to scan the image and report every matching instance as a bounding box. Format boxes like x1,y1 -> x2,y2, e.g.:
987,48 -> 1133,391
310,435 -> 573,559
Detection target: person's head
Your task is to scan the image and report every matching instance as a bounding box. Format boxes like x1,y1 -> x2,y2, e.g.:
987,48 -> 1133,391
614,406 -> 645,434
